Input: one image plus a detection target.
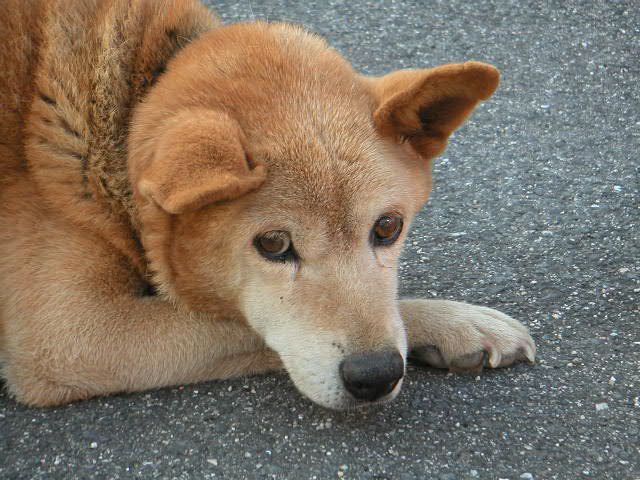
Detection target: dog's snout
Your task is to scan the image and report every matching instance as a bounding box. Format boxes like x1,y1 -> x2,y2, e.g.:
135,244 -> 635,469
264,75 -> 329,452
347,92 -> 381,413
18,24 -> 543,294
339,350 -> 404,402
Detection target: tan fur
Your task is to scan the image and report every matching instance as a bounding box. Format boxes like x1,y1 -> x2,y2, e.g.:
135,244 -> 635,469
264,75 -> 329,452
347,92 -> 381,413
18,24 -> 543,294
0,0 -> 535,409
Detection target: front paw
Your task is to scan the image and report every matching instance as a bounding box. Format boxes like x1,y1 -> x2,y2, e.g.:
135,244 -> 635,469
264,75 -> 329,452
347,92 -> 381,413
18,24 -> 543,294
401,299 -> 536,372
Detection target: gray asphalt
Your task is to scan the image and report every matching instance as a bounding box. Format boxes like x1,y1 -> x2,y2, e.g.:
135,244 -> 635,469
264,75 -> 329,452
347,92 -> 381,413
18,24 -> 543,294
1,1 -> 638,479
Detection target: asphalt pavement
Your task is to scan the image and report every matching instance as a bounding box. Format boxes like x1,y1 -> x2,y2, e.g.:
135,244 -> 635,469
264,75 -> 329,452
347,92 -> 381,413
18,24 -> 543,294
1,1 -> 638,479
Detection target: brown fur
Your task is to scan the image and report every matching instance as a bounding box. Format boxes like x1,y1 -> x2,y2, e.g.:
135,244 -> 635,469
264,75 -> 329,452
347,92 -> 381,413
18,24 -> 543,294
0,0 -> 534,409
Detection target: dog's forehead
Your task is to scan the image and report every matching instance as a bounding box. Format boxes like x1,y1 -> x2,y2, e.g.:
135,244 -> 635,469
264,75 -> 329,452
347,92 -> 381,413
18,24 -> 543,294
249,134 -> 416,240
244,94 -> 398,226
201,21 -> 378,141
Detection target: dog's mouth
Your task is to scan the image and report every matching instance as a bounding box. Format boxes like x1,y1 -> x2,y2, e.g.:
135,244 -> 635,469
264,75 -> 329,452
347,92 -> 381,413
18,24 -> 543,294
349,381 -> 404,408
286,349 -> 406,410
242,294 -> 408,409
329,376 -> 404,411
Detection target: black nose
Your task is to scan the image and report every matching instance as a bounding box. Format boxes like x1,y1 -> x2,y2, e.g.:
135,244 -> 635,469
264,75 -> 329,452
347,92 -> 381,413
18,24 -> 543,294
339,350 -> 404,402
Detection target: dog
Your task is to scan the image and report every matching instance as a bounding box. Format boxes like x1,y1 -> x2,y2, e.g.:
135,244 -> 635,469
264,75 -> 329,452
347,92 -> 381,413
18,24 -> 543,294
0,0 -> 535,409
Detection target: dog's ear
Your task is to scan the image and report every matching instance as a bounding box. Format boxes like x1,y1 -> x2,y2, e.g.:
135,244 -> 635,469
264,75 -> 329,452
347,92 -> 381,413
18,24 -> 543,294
366,61 -> 499,160
136,109 -> 266,214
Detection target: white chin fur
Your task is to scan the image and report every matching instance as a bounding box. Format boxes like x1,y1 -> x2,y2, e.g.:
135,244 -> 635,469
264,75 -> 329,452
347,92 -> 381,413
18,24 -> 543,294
271,334 -> 350,409
286,362 -> 404,410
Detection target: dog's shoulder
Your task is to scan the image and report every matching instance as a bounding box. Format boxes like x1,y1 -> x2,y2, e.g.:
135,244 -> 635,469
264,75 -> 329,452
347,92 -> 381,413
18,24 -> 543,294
26,0 -> 219,202
10,0 -> 218,271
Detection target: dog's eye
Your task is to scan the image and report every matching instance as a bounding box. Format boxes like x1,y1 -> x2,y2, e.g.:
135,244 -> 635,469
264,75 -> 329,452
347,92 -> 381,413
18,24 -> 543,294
254,231 -> 295,262
372,215 -> 403,246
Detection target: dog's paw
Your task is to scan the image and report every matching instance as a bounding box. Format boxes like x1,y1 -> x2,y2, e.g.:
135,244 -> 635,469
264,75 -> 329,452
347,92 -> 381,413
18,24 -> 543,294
402,299 -> 536,372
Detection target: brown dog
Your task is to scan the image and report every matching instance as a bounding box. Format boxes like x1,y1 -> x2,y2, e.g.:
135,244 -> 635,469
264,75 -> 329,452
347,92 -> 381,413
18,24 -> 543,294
0,0 -> 535,409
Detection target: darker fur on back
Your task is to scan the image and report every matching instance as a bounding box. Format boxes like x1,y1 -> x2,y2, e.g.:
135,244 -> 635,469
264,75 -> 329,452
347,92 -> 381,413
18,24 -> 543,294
0,0 -> 217,274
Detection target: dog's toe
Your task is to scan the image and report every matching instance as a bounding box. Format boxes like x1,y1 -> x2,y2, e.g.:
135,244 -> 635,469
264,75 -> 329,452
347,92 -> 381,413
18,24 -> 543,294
449,350 -> 487,372
409,345 -> 448,368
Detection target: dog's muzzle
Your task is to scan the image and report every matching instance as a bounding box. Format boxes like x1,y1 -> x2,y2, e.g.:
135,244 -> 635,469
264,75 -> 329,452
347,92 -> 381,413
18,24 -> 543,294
339,350 -> 404,402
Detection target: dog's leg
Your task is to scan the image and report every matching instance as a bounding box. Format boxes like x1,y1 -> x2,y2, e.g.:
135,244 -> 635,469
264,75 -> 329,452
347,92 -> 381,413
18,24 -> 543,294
400,299 -> 535,372
4,294 -> 281,406
4,292 -> 281,407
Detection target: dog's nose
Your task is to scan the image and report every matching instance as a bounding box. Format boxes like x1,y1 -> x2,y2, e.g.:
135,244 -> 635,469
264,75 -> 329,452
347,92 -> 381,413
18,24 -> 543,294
339,350 -> 404,402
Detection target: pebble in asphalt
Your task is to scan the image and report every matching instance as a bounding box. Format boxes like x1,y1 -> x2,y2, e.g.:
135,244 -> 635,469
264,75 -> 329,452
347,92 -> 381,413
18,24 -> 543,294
1,1 -> 638,479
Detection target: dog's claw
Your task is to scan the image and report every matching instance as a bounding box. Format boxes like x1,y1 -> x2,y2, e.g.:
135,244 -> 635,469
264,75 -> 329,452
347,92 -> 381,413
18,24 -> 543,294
414,340 -> 535,372
522,343 -> 536,364
486,344 -> 502,368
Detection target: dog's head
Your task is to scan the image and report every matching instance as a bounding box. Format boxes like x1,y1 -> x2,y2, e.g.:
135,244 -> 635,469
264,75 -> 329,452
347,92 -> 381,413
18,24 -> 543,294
129,22 -> 498,409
